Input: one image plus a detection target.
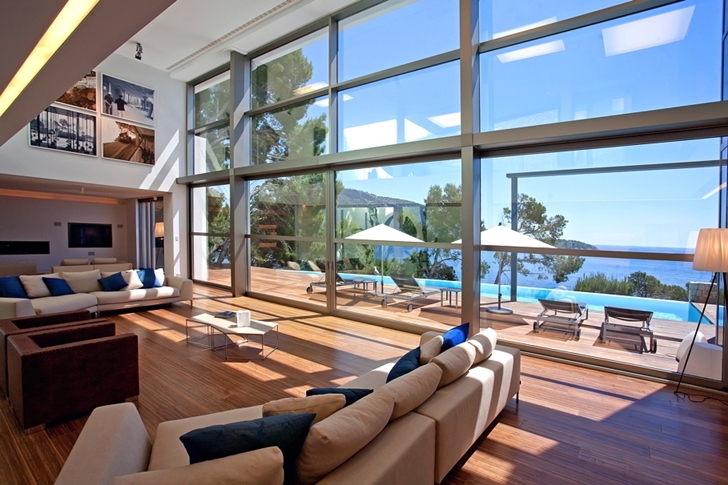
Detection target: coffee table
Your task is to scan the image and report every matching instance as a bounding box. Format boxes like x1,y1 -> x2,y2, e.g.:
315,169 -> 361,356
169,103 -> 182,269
185,313 -> 279,360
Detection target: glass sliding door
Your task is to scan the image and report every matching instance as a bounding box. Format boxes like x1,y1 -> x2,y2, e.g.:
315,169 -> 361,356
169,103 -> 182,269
191,184 -> 231,287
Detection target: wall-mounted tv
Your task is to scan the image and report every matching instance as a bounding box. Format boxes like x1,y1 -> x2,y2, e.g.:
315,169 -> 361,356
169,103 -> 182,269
68,223 -> 112,248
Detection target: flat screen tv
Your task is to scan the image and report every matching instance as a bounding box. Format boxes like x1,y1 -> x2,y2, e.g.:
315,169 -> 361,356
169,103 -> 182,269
68,223 -> 112,248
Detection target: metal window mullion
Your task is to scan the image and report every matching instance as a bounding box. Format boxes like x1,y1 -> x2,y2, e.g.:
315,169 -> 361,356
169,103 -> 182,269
478,0 -> 681,54
191,118 -> 230,136
250,235 -> 325,243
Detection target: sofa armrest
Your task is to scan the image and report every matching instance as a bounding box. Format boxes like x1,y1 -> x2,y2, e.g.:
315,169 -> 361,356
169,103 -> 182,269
0,298 -> 35,320
677,342 -> 722,380
55,403 -> 152,485
165,276 -> 193,301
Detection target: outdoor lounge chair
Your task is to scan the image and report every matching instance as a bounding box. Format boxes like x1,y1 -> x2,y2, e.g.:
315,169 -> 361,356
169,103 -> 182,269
600,306 -> 656,354
306,271 -> 369,294
533,299 -> 588,340
380,274 -> 439,312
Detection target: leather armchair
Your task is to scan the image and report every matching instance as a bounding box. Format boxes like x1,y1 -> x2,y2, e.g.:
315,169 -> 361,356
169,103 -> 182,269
6,322 -> 139,432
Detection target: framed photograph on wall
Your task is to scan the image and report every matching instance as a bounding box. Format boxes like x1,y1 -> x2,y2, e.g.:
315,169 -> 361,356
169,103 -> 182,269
56,71 -> 97,112
101,117 -> 155,165
29,105 -> 97,156
101,74 -> 154,125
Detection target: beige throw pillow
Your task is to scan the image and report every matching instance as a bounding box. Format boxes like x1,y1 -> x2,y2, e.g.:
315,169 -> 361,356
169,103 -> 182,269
61,270 -> 102,293
467,328 -> 498,365
111,447 -> 284,485
61,258 -> 88,266
432,342 -> 476,388
296,391 -> 395,485
262,394 -> 345,425
377,362 -> 442,420
19,273 -> 59,298
419,335 -> 443,365
91,257 -> 117,264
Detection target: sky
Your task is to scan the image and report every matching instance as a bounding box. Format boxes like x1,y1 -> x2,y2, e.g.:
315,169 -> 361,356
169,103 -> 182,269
247,0 -> 724,250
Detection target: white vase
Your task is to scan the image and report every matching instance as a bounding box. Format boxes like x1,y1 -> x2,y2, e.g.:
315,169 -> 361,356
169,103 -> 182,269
236,310 -> 251,327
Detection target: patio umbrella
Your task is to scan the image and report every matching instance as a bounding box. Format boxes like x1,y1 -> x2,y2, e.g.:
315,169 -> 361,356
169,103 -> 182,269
345,224 -> 423,290
454,224 -> 554,314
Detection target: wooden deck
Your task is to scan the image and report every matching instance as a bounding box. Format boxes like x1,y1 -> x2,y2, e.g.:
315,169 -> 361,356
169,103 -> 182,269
1,285 -> 727,485
237,267 -> 717,375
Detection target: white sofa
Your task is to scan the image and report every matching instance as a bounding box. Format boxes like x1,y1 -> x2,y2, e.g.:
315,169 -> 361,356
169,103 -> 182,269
54,329 -> 520,485
676,331 -> 723,381
0,269 -> 193,319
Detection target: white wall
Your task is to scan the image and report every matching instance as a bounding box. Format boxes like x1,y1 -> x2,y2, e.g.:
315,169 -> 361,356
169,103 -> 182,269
0,53 -> 189,277
0,195 -> 129,273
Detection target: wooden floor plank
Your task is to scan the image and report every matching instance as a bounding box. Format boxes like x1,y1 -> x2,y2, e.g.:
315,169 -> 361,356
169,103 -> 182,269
1,285 -> 727,485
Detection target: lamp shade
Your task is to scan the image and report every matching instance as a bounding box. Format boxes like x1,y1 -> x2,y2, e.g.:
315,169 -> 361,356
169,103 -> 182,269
154,222 -> 164,238
692,228 -> 728,272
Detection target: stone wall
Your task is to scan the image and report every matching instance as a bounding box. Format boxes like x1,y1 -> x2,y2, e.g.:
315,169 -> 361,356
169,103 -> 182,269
687,281 -> 718,304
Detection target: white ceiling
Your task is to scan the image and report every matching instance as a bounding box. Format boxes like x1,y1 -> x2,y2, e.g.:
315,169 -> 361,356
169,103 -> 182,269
0,0 -> 359,199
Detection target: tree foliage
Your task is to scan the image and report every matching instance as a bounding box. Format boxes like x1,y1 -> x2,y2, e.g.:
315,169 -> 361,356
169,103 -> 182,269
574,271 -> 688,301
494,193 -> 585,285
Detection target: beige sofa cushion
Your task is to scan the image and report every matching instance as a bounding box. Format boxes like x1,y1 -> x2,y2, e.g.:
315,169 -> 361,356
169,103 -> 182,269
92,257 -> 117,264
339,362 -> 394,391
19,273 -> 58,298
149,405 -> 264,471
30,293 -> 98,314
296,390 -> 395,485
468,328 -> 497,365
61,258 -> 89,265
432,342 -> 476,388
377,362 -> 442,420
112,447 -> 284,485
61,270 -> 102,293
91,287 -> 179,305
263,394 -> 345,424
420,335 -> 443,364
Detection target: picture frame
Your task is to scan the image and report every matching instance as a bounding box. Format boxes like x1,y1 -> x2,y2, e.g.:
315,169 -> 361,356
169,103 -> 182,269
55,71 -> 97,112
101,74 -> 155,126
28,104 -> 97,156
101,117 -> 155,165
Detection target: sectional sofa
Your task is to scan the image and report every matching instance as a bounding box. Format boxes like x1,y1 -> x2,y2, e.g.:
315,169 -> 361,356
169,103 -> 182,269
54,328 -> 520,485
0,268 -> 193,319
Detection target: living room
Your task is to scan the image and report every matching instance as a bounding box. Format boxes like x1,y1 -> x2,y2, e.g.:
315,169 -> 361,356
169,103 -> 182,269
0,0 -> 727,484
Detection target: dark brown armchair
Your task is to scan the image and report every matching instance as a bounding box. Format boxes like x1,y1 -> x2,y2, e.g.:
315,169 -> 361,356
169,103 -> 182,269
6,322 -> 139,432
0,310 -> 104,396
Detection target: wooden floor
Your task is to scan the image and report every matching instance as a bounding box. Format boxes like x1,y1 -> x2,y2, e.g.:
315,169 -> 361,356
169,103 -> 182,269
3,285 -> 727,484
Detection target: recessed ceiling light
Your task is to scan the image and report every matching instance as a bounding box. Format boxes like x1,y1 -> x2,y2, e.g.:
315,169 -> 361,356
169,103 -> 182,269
428,112 -> 461,128
602,6 -> 695,57
497,40 -> 565,63
0,0 -> 99,117
493,17 -> 558,39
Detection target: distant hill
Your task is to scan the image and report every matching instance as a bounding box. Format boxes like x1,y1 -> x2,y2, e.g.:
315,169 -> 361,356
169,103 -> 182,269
337,188 -> 422,207
556,239 -> 598,250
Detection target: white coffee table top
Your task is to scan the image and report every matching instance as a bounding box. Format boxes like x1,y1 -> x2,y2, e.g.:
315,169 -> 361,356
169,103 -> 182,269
187,313 -> 277,336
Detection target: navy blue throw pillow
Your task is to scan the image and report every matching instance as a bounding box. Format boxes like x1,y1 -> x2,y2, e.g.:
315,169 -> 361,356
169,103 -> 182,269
180,413 -> 315,482
136,268 -> 161,289
305,388 -> 373,407
441,322 -> 470,352
386,347 -> 421,383
98,272 -> 127,292
0,276 -> 28,298
42,277 -> 75,296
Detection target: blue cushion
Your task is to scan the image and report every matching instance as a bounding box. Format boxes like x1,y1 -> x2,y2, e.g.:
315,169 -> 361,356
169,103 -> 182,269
305,388 -> 373,407
0,276 -> 28,298
42,277 -> 75,296
180,413 -> 315,482
441,322 -> 470,352
136,268 -> 161,289
386,347 -> 420,383
98,272 -> 127,292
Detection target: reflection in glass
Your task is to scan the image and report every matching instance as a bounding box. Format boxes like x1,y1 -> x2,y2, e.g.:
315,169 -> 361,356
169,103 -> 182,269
479,0 -> 627,41
252,97 -> 328,164
480,0 -> 721,131
193,126 -> 230,173
250,173 -> 326,237
252,29 -> 328,110
192,235 -> 231,286
339,62 -> 460,152
192,185 -> 230,235
194,71 -> 230,127
339,0 -> 458,82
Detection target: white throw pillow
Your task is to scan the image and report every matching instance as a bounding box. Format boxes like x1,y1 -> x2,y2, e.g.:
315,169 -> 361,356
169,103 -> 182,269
100,270 -> 144,290
154,268 -> 166,286
19,273 -> 59,298
467,328 -> 498,365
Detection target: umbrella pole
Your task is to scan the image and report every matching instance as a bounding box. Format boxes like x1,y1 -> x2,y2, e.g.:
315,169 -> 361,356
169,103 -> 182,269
380,246 -> 385,291
486,273 -> 513,315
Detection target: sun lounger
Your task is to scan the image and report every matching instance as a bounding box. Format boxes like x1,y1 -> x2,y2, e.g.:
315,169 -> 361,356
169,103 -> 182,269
379,274 -> 439,312
533,299 -> 588,340
600,306 -> 656,354
306,272 -> 369,294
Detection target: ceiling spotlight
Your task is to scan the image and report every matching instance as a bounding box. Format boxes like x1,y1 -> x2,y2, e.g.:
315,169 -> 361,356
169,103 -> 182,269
134,42 -> 143,60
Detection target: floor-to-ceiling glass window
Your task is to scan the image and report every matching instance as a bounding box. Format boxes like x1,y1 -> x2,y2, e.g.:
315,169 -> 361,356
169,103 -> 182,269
191,184 -> 231,286
192,71 -> 230,174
